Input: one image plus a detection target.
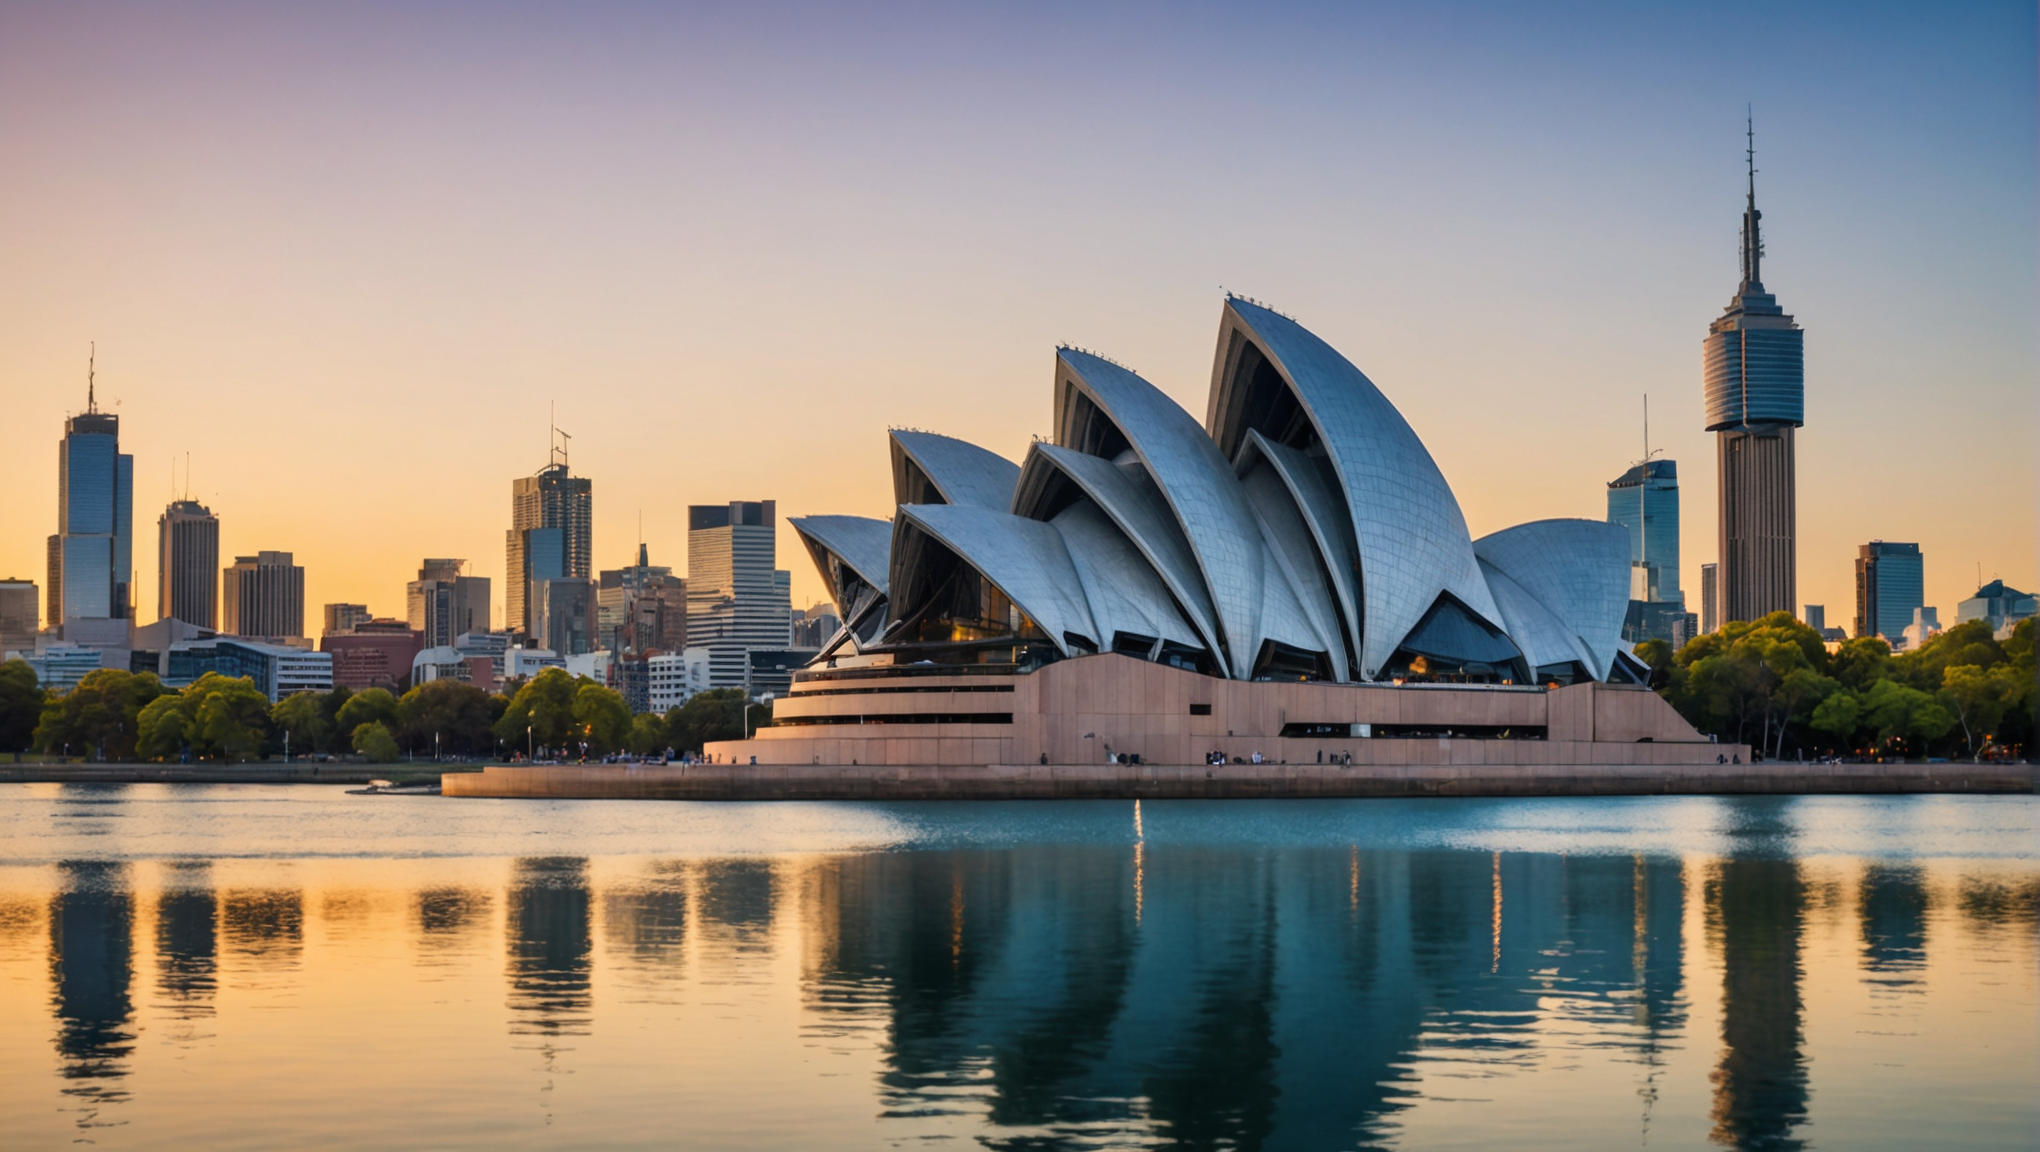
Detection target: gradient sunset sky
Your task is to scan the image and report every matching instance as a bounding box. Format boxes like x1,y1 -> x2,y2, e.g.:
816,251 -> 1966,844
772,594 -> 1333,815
2,1 -> 2031,631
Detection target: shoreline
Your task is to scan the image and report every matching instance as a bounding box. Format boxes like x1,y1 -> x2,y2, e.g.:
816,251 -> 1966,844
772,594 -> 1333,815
439,760 -> 2039,800
0,763 -> 468,785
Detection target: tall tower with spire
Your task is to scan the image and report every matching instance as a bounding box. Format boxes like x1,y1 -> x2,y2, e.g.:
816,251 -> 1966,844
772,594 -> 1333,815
47,345 -> 136,641
1703,117 -> 1803,626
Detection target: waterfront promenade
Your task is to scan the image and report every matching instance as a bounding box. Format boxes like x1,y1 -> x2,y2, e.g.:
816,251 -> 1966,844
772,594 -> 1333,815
440,759 -> 2037,800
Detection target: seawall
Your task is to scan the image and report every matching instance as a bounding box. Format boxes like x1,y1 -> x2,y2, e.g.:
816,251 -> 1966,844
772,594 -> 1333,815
0,763 -> 466,785
440,760 -> 2039,801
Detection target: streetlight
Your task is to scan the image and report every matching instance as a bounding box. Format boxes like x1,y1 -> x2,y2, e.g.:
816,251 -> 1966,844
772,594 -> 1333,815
527,724 -> 533,762
745,693 -> 775,740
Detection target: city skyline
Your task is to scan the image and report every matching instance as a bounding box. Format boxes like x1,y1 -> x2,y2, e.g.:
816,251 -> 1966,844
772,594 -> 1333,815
1,3 -> 2031,631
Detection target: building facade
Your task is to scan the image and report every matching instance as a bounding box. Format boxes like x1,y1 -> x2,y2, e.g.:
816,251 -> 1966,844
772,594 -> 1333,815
647,648 -> 713,714
505,458 -> 592,637
598,544 -> 687,654
47,370 -> 135,635
1704,127 -> 1803,627
1956,581 -> 2037,634
223,551 -> 305,640
406,558 -> 491,648
0,580 -> 37,656
1606,459 -> 1688,645
1854,541 -> 1922,642
687,501 -> 793,691
321,620 -> 423,691
323,603 -> 372,635
157,499 -> 219,629
1700,563 -> 1719,634
215,638 -> 333,701
532,577 -> 596,658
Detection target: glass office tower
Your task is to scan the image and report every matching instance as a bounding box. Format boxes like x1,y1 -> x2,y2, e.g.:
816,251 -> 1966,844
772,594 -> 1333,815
1855,542 -> 1922,642
1607,460 -> 1687,645
47,379 -> 134,631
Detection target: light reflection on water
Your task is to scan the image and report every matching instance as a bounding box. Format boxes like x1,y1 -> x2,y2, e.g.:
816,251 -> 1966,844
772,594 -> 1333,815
0,785 -> 2033,1150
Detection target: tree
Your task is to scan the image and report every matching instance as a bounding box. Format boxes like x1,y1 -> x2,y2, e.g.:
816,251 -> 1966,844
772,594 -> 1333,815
665,688 -> 760,753
317,686 -> 355,753
0,659 -> 44,757
1808,691 -> 1863,749
33,668 -> 167,760
1828,636 -> 1893,691
572,683 -> 631,756
1858,679 -> 1954,756
352,721 -> 400,762
193,675 -> 272,760
627,712 -> 668,755
493,667 -> 582,755
337,687 -> 399,733
1661,612 -> 1834,757
136,693 -> 191,761
270,691 -> 330,756
397,680 -> 497,756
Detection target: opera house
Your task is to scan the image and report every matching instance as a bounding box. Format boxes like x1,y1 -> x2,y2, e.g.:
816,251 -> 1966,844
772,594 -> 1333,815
707,296 -> 1721,770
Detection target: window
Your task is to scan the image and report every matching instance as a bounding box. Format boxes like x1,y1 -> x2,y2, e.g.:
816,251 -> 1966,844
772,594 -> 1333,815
1189,703 -> 1212,716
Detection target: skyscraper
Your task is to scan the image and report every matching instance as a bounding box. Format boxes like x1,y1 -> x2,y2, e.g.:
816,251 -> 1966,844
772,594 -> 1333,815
687,500 -> 793,691
0,579 -> 37,656
1700,563 -> 1719,635
505,436 -> 592,638
597,542 -> 687,654
222,551 -> 305,640
1606,459 -> 1688,644
157,500 -> 219,629
1704,121 -> 1804,626
47,353 -> 134,642
1855,541 -> 1922,643
407,558 -> 491,648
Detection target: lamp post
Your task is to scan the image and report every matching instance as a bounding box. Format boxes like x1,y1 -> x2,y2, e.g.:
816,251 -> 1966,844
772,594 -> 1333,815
527,724 -> 533,762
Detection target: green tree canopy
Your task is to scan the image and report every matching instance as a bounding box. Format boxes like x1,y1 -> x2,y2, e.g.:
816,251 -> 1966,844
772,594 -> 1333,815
493,667 -> 584,755
352,721 -> 400,762
336,687 -> 399,733
194,675 -> 272,760
270,691 -> 330,755
626,712 -> 669,756
33,668 -> 167,760
664,689 -> 765,754
571,682 -> 632,756
0,659 -> 44,755
397,679 -> 498,756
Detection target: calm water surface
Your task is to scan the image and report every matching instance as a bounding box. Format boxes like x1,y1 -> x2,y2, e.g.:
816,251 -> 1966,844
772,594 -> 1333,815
0,785 -> 2033,1150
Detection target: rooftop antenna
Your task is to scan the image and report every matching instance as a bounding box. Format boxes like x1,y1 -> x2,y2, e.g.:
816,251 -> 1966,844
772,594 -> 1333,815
86,342 -> 97,413
1740,107 -> 1763,290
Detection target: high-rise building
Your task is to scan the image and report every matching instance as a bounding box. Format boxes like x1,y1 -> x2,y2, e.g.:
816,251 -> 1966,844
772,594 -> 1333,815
1705,122 -> 1804,626
0,579 -> 37,656
323,603 -> 373,634
223,551 -> 305,640
47,355 -> 134,639
1803,604 -> 1825,633
687,500 -> 793,692
505,443 -> 592,637
597,543 -> 687,654
157,499 -> 219,629
1855,542 -> 1922,643
1607,459 -> 1686,644
406,558 -> 491,649
532,578 -> 596,657
1700,563 -> 1719,635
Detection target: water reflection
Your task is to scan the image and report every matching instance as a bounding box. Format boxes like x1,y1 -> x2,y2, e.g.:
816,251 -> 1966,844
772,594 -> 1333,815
1858,865 -> 1930,987
0,795 -> 2033,1151
506,857 -> 592,1036
154,862 -> 217,1018
48,860 -> 135,1129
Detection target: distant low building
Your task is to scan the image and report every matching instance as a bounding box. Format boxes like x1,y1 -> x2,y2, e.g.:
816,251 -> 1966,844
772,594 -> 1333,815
504,645 -> 564,681
162,640 -> 219,688
1956,580 -> 2036,635
1899,606 -> 1941,653
0,579 -> 37,657
23,644 -> 102,691
647,648 -> 712,714
323,603 -> 373,635
455,631 -> 512,680
321,619 -> 422,691
746,648 -> 819,700
216,638 -> 332,701
411,645 -> 492,690
1802,604 -> 1825,633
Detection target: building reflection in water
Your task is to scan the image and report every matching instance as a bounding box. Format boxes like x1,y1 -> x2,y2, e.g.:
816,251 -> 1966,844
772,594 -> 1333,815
603,862 -> 687,974
414,886 -> 492,961
798,835 -> 1700,1150
155,861 -> 218,1019
506,857 -> 592,1036
1858,864 -> 1930,990
48,860 -> 136,1128
221,887 -> 305,971
1707,799 -> 1810,1152
695,859 -> 776,957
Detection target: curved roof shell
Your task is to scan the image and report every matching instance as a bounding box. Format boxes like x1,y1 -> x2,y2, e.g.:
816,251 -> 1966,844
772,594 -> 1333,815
1478,559 -> 1599,676
1012,442 -> 1228,673
1206,298 -> 1501,679
888,430 -> 1020,511
1055,349 -> 1271,673
1048,503 -> 1204,652
790,515 -> 892,603
888,503 -> 1098,657
1235,430 -> 1363,669
1473,519 -> 1631,679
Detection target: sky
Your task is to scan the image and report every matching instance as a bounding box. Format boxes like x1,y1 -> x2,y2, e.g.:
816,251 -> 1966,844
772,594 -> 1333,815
1,0 -> 2032,636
